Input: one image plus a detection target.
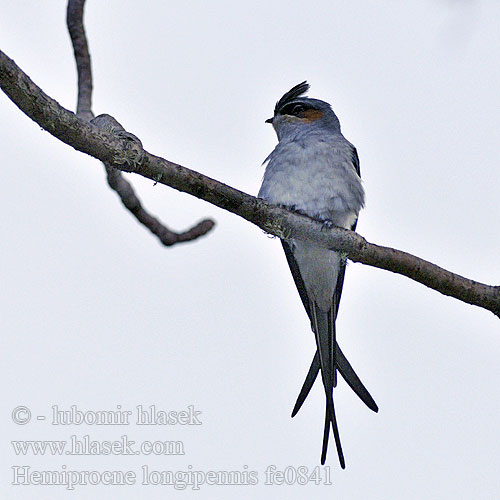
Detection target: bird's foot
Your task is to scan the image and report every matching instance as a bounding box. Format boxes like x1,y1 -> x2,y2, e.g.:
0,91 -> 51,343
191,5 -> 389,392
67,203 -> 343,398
320,220 -> 335,232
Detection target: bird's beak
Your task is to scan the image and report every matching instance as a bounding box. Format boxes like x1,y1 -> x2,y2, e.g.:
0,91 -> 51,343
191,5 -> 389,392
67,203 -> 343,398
265,117 -> 273,124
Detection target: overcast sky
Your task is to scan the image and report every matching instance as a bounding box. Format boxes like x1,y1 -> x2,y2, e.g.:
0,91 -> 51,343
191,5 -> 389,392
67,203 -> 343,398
1,1 -> 500,498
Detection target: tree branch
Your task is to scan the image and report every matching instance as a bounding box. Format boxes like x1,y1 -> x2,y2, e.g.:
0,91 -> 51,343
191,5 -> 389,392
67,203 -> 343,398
65,0 -> 214,246
1,48 -> 499,317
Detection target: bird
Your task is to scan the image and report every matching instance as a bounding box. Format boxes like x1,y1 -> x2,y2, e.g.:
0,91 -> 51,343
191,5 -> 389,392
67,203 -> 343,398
258,82 -> 378,468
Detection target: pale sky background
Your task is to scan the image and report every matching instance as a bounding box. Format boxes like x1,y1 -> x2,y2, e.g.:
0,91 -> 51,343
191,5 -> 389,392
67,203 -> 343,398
1,1 -> 500,499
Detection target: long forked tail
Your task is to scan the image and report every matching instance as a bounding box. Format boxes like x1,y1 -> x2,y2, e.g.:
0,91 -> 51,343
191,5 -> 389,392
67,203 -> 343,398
311,303 -> 344,467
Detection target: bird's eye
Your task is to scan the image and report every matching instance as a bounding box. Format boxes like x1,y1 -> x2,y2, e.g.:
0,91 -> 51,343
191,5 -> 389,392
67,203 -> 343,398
291,104 -> 305,115
281,103 -> 308,116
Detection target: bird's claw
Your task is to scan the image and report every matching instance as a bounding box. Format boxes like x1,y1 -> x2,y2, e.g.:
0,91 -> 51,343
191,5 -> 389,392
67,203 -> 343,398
321,220 -> 335,232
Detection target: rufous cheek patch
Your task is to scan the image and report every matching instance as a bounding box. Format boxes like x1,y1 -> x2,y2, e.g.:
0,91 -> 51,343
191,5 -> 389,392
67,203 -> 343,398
300,109 -> 324,122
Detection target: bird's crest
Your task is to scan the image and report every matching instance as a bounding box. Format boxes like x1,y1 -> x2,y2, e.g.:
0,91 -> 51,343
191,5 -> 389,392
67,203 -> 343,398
274,81 -> 310,115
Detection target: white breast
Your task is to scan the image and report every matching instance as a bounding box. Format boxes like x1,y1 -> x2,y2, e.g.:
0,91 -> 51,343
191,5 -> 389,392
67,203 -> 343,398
259,136 -> 363,227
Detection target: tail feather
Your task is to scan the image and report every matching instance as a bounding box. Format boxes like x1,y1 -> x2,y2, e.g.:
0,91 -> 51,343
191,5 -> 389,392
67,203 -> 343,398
323,395 -> 345,468
312,303 -> 344,467
320,406 -> 331,465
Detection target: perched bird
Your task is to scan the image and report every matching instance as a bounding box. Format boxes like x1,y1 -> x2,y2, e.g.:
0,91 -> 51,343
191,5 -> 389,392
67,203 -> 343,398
258,82 -> 378,467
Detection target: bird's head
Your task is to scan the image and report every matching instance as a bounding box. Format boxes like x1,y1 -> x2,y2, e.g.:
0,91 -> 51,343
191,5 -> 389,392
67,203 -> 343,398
266,81 -> 341,140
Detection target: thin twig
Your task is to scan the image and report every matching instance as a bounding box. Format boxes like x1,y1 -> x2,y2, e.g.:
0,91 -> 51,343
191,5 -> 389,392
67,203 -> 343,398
66,0 -> 93,120
0,49 -> 498,317
105,165 -> 215,245
65,0 -> 214,245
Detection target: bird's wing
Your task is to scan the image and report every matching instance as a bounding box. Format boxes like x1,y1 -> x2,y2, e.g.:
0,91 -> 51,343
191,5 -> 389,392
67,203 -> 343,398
351,145 -> 361,177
